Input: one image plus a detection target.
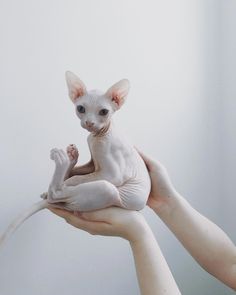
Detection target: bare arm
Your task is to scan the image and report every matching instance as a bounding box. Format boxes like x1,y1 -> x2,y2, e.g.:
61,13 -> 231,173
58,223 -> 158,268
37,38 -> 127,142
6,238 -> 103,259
48,207 -> 181,295
140,151 -> 236,290
69,159 -> 95,176
159,193 -> 236,289
130,227 -> 181,295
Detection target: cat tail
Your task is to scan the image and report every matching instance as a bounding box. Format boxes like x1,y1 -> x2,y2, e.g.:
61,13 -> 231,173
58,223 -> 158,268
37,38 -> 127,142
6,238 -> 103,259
0,200 -> 48,250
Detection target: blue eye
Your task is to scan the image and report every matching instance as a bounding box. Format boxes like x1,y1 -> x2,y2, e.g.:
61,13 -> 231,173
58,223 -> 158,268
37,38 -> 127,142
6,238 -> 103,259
99,109 -> 109,116
77,105 -> 85,113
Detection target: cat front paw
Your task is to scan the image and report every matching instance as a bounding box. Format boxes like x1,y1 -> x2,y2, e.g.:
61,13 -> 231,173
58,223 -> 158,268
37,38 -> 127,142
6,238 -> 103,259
66,144 -> 79,166
40,192 -> 48,199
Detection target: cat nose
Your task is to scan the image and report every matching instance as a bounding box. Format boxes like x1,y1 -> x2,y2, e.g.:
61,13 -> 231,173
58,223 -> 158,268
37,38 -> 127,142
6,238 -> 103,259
85,121 -> 95,128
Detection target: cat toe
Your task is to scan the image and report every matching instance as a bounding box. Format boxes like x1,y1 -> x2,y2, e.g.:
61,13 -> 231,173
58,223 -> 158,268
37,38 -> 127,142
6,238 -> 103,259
40,192 -> 48,199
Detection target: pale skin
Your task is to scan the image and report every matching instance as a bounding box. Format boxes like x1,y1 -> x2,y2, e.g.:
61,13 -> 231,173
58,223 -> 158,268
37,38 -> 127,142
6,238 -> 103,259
138,152 -> 236,290
48,207 -> 181,295
49,151 -> 236,292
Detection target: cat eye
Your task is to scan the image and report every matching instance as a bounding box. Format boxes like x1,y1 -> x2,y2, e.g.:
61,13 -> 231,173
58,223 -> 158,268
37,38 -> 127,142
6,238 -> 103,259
77,105 -> 85,113
99,109 -> 109,116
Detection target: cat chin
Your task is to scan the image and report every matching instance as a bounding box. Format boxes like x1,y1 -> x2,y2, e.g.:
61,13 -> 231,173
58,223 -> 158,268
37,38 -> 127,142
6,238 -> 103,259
83,125 -> 100,133
81,123 -> 108,134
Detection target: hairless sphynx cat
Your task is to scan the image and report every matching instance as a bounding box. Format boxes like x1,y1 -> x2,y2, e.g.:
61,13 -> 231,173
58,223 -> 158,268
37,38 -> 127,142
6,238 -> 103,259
0,72 -> 151,247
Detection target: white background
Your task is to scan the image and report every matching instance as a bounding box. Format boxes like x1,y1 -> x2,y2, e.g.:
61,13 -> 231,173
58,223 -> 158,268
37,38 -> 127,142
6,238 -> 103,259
0,0 -> 235,294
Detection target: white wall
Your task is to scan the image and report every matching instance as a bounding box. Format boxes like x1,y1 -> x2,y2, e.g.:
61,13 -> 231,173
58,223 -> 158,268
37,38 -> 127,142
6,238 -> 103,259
0,1 -> 234,294
220,0 -> 236,239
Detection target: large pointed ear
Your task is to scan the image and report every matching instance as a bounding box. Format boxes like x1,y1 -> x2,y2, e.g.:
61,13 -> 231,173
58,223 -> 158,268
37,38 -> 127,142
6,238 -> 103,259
65,71 -> 87,103
105,79 -> 130,110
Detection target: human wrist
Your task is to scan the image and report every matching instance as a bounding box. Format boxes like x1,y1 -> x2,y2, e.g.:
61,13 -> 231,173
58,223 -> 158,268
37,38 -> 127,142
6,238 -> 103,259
151,191 -> 183,218
128,220 -> 154,245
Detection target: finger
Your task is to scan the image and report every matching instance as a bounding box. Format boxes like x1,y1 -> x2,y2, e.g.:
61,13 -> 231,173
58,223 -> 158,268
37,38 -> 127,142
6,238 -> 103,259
49,208 -> 83,225
135,148 -> 153,170
48,207 -> 110,235
81,208 -> 116,223
48,207 -> 74,219
67,217 -> 111,235
136,148 -> 165,171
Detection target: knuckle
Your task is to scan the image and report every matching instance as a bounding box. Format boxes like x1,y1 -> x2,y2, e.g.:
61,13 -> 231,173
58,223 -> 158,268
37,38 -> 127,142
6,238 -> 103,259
87,226 -> 98,236
89,230 -> 97,236
65,217 -> 71,223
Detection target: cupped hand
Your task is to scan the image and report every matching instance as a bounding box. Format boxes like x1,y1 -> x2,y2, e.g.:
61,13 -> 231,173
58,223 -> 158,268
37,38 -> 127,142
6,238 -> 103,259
48,206 -> 150,243
138,151 -> 179,212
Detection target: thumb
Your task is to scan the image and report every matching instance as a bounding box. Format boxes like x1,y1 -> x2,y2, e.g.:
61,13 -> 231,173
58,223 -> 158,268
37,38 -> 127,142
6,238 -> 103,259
135,148 -> 153,170
48,207 -> 75,219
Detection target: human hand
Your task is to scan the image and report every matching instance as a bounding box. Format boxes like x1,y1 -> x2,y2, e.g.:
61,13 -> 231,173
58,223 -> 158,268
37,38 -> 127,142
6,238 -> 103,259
138,151 -> 179,212
48,206 -> 150,243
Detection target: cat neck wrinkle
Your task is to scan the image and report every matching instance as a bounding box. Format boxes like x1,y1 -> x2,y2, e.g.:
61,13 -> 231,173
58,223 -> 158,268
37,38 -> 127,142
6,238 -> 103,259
93,121 -> 112,137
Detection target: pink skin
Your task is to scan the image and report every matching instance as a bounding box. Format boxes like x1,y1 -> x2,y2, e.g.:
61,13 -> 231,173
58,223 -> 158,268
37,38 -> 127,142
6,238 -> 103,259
66,144 -> 79,167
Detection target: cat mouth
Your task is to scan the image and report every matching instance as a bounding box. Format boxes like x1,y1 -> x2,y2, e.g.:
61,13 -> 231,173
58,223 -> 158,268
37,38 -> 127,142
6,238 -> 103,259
85,125 -> 99,133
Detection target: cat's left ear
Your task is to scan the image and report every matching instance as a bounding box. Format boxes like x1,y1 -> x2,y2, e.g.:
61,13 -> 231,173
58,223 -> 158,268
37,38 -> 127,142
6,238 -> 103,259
105,79 -> 130,110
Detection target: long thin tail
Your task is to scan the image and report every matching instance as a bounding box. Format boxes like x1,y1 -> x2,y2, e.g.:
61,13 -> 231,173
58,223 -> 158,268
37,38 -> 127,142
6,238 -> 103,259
0,200 -> 48,249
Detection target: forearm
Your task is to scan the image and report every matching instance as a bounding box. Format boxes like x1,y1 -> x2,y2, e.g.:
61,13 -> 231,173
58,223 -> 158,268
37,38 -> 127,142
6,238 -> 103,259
68,160 -> 95,177
130,227 -> 181,295
155,193 -> 236,289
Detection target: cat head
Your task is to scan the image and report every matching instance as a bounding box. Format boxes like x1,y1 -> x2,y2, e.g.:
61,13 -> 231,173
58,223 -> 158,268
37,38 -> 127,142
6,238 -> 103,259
65,71 -> 130,134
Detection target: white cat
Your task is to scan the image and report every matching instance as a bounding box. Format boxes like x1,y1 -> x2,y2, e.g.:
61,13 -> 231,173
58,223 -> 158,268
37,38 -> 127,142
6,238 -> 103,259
45,71 -> 151,211
0,72 -> 150,247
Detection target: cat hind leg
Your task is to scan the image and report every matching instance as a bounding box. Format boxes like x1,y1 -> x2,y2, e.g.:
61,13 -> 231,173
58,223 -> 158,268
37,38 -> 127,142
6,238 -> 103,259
59,180 -> 122,212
